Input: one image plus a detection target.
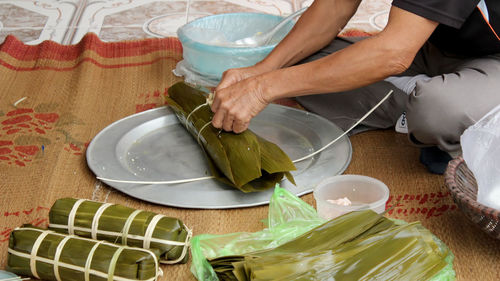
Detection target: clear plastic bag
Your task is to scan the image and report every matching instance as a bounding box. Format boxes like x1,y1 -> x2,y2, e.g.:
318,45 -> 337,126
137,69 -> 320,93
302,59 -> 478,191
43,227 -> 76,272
461,104 -> 500,210
173,60 -> 219,87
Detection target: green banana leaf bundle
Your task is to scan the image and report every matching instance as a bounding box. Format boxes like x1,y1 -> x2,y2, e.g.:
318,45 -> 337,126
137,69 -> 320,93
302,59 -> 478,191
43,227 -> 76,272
7,227 -> 161,281
48,198 -> 191,264
165,82 -> 296,193
208,210 -> 453,281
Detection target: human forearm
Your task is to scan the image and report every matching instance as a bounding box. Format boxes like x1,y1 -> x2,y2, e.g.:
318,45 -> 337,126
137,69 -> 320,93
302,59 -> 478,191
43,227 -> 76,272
257,0 -> 362,72
262,36 -> 407,99
261,7 -> 439,101
210,7 -> 439,133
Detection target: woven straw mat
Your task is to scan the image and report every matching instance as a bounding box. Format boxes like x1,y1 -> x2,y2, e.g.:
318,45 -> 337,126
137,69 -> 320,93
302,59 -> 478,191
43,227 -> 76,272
0,34 -> 499,281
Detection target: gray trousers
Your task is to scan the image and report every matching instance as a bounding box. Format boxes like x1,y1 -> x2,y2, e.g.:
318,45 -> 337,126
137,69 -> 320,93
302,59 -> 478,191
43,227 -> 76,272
295,37 -> 500,152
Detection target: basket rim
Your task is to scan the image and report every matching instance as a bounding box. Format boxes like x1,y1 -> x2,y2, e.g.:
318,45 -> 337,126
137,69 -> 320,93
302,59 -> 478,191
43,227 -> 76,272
444,156 -> 500,221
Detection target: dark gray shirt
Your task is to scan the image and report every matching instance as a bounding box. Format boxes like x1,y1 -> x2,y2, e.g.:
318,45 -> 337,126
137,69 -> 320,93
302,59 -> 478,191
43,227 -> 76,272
392,0 -> 500,56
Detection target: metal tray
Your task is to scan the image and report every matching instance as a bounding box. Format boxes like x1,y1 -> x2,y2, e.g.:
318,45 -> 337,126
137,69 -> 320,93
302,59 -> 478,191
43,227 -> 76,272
86,104 -> 352,209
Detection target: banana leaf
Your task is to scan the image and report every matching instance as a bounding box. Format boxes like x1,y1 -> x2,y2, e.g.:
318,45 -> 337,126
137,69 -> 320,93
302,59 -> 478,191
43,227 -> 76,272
165,82 -> 296,193
7,226 -> 161,281
208,210 -> 453,281
48,198 -> 191,264
235,224 -> 448,281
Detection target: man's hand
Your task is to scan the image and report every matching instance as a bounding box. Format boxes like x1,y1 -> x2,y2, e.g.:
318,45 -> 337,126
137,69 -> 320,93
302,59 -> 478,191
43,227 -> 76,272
211,75 -> 270,133
211,63 -> 273,133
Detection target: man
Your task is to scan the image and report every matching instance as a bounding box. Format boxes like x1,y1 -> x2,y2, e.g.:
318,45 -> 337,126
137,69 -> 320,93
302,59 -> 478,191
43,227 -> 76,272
210,0 -> 500,174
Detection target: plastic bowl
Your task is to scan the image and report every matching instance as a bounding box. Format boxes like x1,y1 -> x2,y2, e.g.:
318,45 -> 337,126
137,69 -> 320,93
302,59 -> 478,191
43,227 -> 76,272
177,13 -> 295,80
313,175 -> 390,220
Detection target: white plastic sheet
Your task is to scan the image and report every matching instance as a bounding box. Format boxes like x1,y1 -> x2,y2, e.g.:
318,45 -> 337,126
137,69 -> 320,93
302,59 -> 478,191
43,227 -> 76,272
461,104 -> 500,210
173,60 -> 219,87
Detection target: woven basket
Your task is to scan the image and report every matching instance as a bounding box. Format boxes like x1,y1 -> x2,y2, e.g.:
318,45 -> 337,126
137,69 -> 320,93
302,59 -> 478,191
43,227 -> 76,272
444,157 -> 500,239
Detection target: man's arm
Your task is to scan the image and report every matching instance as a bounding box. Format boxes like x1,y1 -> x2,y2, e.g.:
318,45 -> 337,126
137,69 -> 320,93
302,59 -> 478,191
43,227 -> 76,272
211,6 -> 439,133
216,0 -> 361,90
263,6 -> 439,99
258,0 -> 362,71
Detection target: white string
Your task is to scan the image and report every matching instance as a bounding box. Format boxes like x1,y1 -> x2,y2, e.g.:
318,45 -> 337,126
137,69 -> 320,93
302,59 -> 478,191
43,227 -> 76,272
53,235 -> 72,281
96,176 -> 214,185
121,209 -> 142,245
197,121 -> 212,145
68,199 -> 86,235
186,93 -> 214,140
84,241 -> 103,281
10,227 -> 160,281
48,223 -> 188,246
94,90 -> 393,185
13,97 -> 27,107
293,89 -> 393,163
91,203 -> 113,240
29,230 -> 50,279
184,92 -> 214,127
160,224 -> 193,264
143,215 -> 164,249
185,102 -> 208,127
104,189 -> 112,202
107,247 -> 125,281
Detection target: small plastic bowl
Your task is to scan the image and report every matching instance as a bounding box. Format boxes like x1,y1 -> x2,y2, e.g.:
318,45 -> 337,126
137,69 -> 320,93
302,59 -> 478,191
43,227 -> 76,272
313,175 -> 390,220
177,13 -> 294,80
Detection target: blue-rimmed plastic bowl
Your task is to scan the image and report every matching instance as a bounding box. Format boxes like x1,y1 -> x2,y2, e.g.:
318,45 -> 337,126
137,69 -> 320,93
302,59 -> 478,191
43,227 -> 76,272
177,13 -> 295,80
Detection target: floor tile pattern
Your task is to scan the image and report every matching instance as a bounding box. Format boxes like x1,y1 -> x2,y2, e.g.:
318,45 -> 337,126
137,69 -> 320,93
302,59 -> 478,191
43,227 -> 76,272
0,0 -> 391,44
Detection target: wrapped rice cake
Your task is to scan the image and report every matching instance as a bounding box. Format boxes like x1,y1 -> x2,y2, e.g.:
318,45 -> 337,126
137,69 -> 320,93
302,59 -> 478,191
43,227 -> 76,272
7,227 -> 161,281
165,82 -> 296,193
48,198 -> 191,264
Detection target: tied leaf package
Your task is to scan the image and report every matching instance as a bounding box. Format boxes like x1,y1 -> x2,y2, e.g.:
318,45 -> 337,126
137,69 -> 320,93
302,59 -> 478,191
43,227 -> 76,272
7,227 -> 161,281
165,82 -> 296,193
191,185 -> 456,281
461,104 -> 500,210
48,198 -> 191,264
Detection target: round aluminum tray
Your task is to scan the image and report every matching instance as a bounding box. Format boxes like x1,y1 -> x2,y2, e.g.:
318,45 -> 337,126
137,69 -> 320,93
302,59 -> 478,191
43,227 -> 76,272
87,104 -> 352,209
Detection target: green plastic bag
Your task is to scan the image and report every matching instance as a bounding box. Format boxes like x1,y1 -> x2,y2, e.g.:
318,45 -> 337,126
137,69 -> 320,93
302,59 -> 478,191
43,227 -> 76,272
190,185 -> 325,280
190,185 -> 456,281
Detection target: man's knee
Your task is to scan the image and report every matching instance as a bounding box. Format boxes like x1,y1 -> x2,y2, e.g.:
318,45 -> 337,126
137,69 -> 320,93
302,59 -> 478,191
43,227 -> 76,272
405,80 -> 468,150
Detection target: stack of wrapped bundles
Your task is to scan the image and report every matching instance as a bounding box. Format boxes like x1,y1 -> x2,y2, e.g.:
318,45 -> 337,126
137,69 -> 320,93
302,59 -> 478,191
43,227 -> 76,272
48,198 -> 192,264
7,227 -> 161,281
166,82 -> 296,193
207,210 -> 454,281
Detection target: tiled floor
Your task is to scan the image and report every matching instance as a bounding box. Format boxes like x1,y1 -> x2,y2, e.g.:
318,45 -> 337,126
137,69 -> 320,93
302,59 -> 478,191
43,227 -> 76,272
0,0 -> 391,45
